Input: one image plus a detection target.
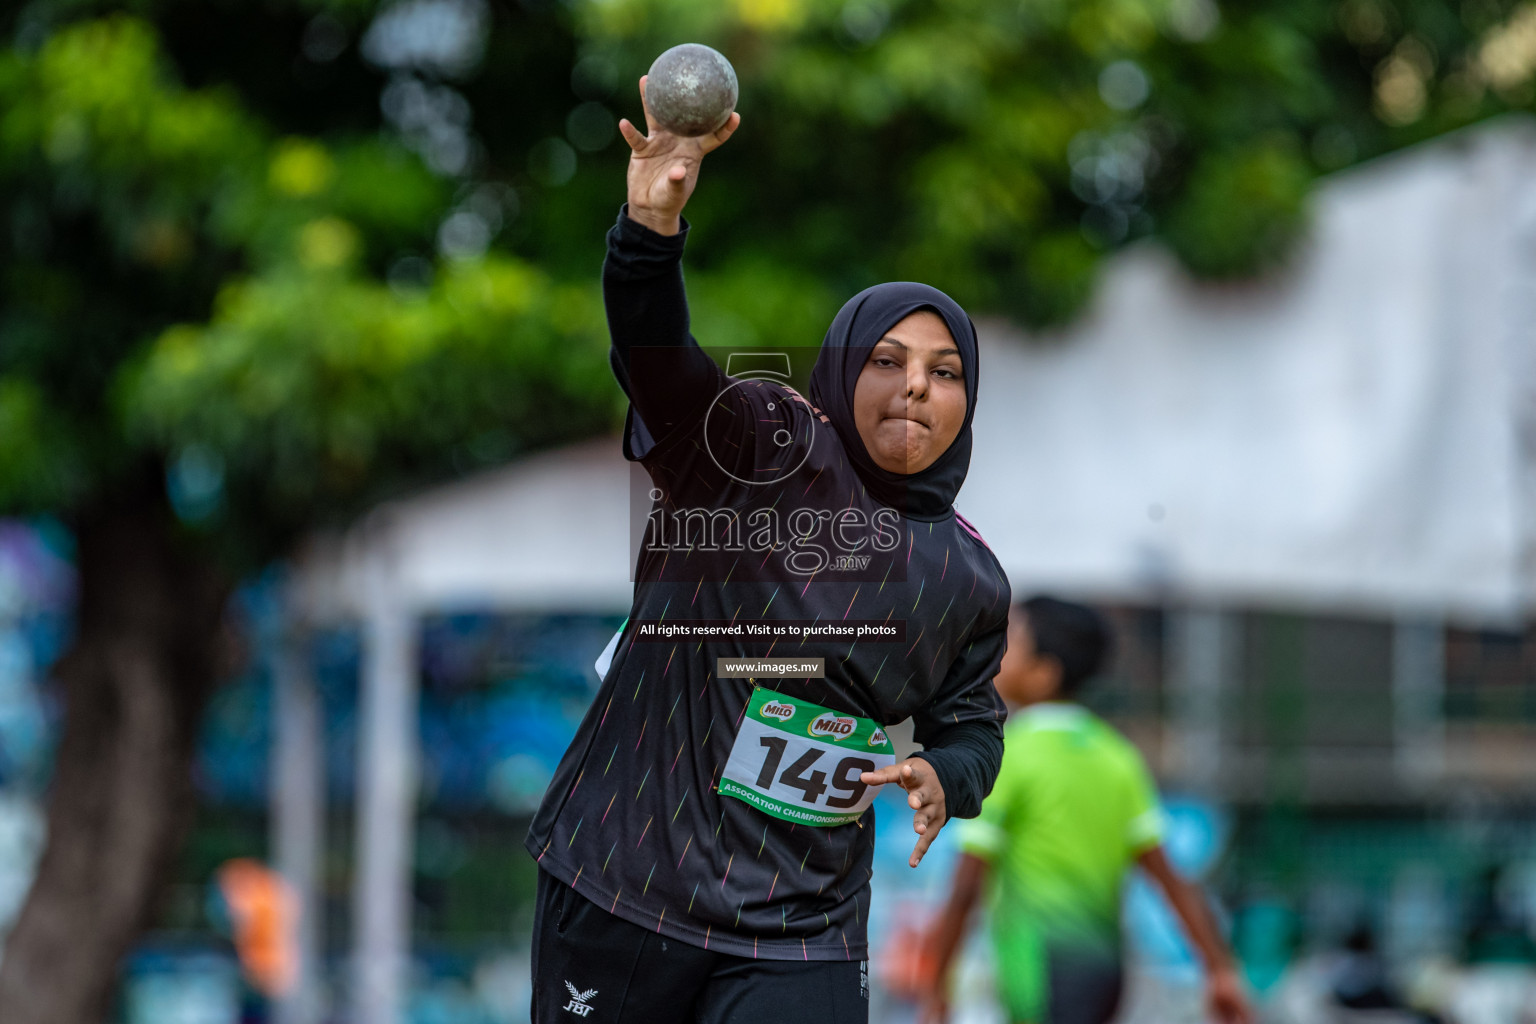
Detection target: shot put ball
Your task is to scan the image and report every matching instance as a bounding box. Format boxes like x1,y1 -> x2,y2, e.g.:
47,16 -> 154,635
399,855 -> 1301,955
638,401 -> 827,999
645,44 -> 738,137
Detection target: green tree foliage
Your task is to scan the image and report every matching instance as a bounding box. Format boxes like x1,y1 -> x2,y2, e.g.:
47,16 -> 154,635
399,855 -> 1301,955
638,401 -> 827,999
0,14 -> 614,561
568,0 -> 1534,323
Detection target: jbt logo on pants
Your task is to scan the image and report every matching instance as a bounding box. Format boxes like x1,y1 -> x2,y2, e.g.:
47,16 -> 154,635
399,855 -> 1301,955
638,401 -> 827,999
760,701 -> 795,723
563,982 -> 598,1017
807,713 -> 856,741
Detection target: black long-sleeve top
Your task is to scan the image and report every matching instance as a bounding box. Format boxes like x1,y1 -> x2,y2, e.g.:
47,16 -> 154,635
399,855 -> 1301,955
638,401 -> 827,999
526,208 -> 1008,960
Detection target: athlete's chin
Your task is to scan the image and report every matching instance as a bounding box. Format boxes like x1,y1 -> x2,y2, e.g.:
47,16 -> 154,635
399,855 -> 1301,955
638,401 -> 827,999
867,440 -> 941,475
866,423 -> 930,474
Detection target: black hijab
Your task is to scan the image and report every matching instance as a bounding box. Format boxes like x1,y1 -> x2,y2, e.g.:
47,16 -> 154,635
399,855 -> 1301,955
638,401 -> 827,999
808,282 -> 980,522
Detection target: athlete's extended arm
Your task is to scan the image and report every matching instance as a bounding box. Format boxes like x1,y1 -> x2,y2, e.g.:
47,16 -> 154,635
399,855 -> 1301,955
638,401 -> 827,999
604,78 -> 740,455
1136,845 -> 1255,1024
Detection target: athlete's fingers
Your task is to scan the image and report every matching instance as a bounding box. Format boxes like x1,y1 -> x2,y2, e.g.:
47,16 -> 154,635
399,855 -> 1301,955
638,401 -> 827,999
859,763 -> 909,787
649,163 -> 689,207
910,792 -> 942,817
897,761 -> 932,796
910,801 -> 947,865
909,822 -> 940,867
618,118 -> 648,154
866,758 -> 933,798
909,781 -> 939,808
912,801 -> 945,831
638,75 -> 661,136
904,761 -> 949,823
903,768 -> 943,809
699,111 -> 740,153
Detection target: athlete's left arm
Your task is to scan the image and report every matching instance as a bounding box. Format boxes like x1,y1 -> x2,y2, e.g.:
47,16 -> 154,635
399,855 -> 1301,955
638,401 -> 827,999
860,612 -> 1008,865
908,610 -> 1009,821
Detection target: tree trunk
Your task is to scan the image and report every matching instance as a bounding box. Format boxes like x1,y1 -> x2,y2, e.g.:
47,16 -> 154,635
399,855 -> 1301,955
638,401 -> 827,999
0,474 -> 232,1024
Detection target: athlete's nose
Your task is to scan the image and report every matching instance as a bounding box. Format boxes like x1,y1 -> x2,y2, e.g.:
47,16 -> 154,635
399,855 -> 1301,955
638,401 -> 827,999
905,363 -> 928,401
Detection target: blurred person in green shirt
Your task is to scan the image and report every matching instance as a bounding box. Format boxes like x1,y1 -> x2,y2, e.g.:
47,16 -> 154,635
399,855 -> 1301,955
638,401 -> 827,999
918,597 -> 1253,1024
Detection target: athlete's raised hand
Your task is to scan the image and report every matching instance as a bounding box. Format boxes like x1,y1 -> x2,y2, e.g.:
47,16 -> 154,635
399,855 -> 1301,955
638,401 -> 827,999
619,75 -> 740,237
861,758 -> 947,867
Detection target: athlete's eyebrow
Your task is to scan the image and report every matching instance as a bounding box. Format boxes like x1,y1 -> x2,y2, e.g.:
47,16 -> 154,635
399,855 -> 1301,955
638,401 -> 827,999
874,336 -> 961,358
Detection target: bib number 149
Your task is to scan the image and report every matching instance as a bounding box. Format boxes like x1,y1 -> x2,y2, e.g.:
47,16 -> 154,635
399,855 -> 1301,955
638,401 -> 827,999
754,735 -> 875,810
718,688 -> 896,826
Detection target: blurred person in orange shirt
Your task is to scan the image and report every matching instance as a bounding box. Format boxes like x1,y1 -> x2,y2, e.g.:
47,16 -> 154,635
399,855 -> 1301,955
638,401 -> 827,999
216,858 -> 297,998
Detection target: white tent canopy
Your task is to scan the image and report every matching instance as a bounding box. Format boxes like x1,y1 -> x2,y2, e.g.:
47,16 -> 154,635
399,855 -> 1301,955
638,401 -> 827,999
962,117 -> 1536,624
292,439 -> 636,622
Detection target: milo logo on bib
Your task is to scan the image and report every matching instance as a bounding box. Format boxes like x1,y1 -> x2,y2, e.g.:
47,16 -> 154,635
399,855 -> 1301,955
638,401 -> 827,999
808,713 -> 856,741
760,701 -> 795,723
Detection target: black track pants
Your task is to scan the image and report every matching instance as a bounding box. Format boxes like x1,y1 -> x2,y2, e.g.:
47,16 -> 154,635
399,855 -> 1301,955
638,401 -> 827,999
531,870 -> 869,1024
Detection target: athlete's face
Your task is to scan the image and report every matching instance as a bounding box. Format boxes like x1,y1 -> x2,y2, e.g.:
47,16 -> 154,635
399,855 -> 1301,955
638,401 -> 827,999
993,606 -> 1064,707
852,311 -> 966,475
